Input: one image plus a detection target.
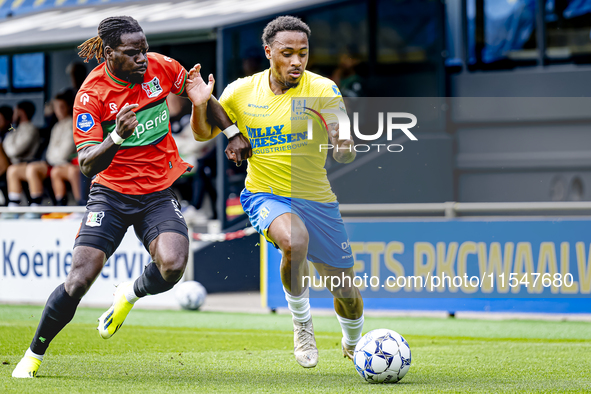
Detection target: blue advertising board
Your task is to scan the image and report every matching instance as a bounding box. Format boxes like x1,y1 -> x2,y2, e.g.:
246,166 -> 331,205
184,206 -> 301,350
261,219 -> 591,313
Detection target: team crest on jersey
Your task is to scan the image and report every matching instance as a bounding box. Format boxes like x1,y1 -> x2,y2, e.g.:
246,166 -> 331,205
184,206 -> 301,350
76,113 -> 94,132
86,211 -> 104,227
142,77 -> 163,98
292,99 -> 307,115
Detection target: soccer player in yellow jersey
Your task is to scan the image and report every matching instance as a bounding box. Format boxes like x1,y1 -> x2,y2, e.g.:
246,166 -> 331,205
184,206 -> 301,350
192,16 -> 364,368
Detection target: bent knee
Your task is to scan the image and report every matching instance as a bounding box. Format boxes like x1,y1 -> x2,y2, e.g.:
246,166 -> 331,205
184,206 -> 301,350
278,234 -> 308,262
7,164 -> 21,178
331,286 -> 358,300
65,275 -> 94,299
157,252 -> 188,282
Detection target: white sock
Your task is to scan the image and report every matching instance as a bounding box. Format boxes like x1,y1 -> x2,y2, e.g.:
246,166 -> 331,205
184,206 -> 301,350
284,287 -> 311,323
25,348 -> 43,361
8,192 -> 20,207
336,313 -> 364,347
124,283 -> 139,304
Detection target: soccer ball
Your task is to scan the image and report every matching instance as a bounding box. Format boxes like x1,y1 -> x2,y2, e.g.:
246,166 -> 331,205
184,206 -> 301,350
353,329 -> 411,383
175,281 -> 207,310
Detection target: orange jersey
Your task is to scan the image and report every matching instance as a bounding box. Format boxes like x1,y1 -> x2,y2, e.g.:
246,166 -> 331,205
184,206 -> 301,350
73,52 -> 192,195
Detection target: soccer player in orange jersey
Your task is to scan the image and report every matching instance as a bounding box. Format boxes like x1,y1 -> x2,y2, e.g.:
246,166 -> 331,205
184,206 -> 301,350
12,16 -> 250,378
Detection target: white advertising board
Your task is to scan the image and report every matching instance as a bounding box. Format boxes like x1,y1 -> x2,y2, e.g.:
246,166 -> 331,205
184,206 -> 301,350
0,219 -> 181,309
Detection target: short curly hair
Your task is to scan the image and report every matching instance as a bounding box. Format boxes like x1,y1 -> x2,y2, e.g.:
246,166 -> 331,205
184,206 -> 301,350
262,16 -> 311,47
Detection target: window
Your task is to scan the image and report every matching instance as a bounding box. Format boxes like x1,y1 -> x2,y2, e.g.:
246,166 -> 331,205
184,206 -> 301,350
224,20 -> 268,84
0,56 -> 7,89
12,52 -> 44,89
546,0 -> 591,62
307,2 -> 368,67
467,0 -> 538,67
377,0 -> 441,64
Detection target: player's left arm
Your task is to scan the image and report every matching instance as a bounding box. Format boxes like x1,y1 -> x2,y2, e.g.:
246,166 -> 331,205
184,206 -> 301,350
328,122 -> 355,163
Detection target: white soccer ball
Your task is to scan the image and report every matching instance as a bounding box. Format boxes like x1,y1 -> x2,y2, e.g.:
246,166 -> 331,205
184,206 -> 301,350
353,328 -> 411,384
175,281 -> 207,310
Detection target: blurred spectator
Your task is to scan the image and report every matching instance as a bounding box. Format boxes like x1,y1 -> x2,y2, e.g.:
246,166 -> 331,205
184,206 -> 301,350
167,93 -> 191,135
242,46 -> 264,77
0,105 -> 13,204
4,101 -> 39,164
66,61 -> 91,206
4,101 -> 40,215
192,141 -> 217,220
331,47 -> 365,97
5,92 -> 78,217
39,90 -> 79,206
66,62 -> 88,93
0,105 -> 12,174
169,94 -> 218,222
0,106 -> 12,140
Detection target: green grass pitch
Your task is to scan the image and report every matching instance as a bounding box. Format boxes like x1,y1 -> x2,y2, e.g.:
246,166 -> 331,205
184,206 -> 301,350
1,304 -> 590,393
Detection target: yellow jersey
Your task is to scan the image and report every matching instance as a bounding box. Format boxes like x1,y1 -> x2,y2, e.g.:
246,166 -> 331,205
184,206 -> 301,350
219,69 -> 344,203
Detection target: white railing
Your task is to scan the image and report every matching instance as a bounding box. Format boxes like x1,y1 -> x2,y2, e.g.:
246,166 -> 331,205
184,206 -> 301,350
3,201 -> 591,218
0,206 -> 86,214
339,201 -> 591,217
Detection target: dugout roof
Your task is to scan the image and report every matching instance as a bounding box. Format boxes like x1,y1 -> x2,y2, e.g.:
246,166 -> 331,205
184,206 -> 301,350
0,0 -> 331,54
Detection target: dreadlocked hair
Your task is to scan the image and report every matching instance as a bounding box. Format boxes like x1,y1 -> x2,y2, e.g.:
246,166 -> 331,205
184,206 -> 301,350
77,16 -> 143,63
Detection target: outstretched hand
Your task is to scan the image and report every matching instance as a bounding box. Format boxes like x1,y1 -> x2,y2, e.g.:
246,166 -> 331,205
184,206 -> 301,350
186,64 -> 214,107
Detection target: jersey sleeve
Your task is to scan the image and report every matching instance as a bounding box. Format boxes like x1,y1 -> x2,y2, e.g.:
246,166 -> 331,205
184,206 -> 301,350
320,81 -> 346,125
218,82 -> 238,124
73,89 -> 104,152
156,53 -> 188,96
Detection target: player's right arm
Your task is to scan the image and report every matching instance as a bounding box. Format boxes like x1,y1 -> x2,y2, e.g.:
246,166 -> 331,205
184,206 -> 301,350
76,102 -> 139,178
188,70 -> 252,164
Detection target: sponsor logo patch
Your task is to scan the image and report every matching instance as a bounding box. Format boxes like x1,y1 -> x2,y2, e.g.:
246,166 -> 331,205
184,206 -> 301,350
341,239 -> 351,251
142,77 -> 163,98
76,113 -> 95,132
86,211 -> 104,227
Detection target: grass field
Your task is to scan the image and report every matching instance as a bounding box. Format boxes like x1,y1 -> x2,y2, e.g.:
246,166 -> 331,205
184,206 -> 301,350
1,304 -> 590,393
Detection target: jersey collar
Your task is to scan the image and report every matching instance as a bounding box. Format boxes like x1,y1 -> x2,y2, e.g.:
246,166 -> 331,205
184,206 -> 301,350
104,65 -> 137,89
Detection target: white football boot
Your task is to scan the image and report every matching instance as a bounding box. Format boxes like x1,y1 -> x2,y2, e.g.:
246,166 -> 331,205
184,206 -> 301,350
97,282 -> 134,339
292,318 -> 318,368
12,355 -> 41,378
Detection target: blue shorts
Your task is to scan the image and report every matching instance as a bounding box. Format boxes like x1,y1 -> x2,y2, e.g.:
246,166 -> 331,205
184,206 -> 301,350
240,188 -> 353,268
